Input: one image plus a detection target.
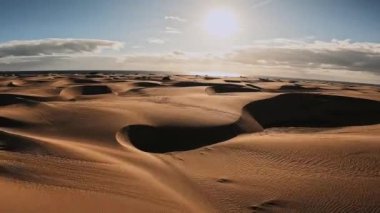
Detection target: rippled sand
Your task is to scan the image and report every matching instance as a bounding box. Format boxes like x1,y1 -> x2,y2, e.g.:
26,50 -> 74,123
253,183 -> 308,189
0,72 -> 379,212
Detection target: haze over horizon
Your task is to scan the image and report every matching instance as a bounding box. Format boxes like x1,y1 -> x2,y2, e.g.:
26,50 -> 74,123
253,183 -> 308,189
0,0 -> 379,84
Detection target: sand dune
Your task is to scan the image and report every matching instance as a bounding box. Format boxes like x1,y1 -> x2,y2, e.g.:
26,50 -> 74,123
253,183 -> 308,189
117,111 -> 262,153
244,93 -> 380,128
60,85 -> 113,100
279,84 -> 320,92
132,81 -> 162,88
118,124 -> 244,152
206,84 -> 261,94
0,94 -> 51,106
50,77 -> 100,87
0,72 -> 379,212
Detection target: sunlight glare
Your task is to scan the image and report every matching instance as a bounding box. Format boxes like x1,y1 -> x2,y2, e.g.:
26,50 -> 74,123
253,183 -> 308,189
203,8 -> 239,39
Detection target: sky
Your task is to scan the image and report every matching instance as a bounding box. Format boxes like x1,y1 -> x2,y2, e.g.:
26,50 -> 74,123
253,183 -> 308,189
0,0 -> 379,84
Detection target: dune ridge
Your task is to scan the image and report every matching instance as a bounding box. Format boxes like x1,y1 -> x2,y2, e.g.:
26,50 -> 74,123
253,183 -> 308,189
0,72 -> 379,212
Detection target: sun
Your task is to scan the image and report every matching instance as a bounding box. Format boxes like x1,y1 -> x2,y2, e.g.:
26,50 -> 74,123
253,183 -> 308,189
203,8 -> 239,39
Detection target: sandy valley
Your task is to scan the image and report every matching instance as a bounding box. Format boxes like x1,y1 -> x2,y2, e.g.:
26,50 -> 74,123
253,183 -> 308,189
0,72 -> 379,212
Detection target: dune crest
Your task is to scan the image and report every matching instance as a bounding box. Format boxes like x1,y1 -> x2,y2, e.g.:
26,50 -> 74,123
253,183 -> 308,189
0,72 -> 379,212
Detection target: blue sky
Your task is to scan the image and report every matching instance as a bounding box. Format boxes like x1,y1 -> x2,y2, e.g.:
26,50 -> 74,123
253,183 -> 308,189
0,0 -> 379,83
1,0 -> 379,43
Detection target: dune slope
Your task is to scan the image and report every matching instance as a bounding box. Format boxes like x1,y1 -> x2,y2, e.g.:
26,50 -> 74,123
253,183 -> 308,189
0,72 -> 379,212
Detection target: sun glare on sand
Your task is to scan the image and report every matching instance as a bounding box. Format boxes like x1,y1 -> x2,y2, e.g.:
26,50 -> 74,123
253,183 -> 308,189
203,8 -> 239,39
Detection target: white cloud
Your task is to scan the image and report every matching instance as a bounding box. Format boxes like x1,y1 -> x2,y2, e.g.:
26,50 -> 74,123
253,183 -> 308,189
164,27 -> 182,34
1,38 -> 380,84
227,39 -> 380,74
164,16 -> 187,22
147,38 -> 165,44
0,38 -> 123,58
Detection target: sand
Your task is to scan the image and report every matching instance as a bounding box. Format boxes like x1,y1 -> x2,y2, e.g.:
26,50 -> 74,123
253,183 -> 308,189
0,72 -> 379,212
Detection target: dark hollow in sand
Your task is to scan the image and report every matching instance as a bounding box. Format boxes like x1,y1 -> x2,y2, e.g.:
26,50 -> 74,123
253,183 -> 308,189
279,84 -> 319,92
117,111 -> 263,153
0,117 -> 26,127
0,94 -> 45,106
79,85 -> 112,95
206,84 -> 261,94
244,93 -> 380,128
60,85 -> 113,97
133,82 -> 162,88
120,124 -> 244,153
0,131 -> 47,154
117,93 -> 380,153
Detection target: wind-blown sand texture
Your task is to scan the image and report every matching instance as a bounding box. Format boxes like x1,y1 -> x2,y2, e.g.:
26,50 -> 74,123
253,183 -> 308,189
0,72 -> 379,212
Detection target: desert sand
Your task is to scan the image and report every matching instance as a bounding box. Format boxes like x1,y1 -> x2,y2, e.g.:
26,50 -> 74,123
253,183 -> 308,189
0,72 -> 379,212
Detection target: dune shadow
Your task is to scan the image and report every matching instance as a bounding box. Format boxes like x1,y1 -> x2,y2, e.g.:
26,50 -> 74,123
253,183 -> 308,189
117,93 -> 380,153
172,81 -> 228,87
133,81 -> 162,87
0,117 -> 26,127
244,93 -> 380,128
206,84 -> 260,94
173,82 -> 261,94
60,85 -> 113,99
224,80 -> 242,83
79,85 -> 112,95
279,84 -> 320,92
119,124 -> 242,153
50,77 -> 100,87
0,131 -> 47,154
117,112 -> 263,153
246,84 -> 262,90
0,94 -> 47,106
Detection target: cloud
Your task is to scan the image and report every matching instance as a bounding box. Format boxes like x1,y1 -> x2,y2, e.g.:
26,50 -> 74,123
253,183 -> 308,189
227,39 -> 380,74
1,38 -> 379,84
164,27 -> 182,34
147,38 -> 165,44
0,39 -> 123,58
164,16 -> 187,22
